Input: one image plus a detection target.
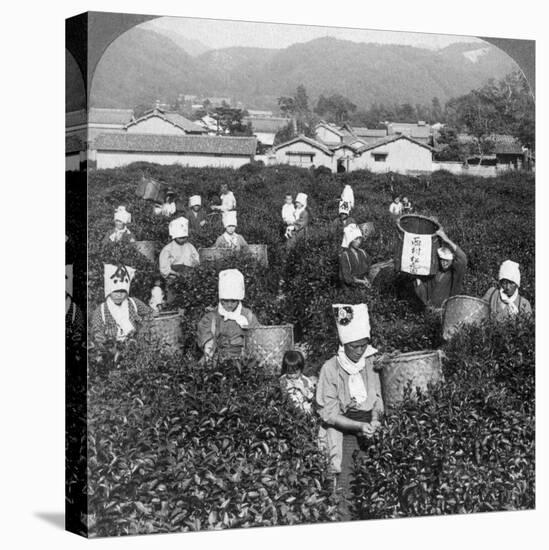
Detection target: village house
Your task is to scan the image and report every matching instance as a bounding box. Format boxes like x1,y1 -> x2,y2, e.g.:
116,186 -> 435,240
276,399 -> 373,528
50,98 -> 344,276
272,135 -> 335,170
386,121 -> 433,145
90,133 -> 257,170
65,107 -> 134,142
245,116 -> 293,147
273,132 -> 433,174
124,108 -> 208,136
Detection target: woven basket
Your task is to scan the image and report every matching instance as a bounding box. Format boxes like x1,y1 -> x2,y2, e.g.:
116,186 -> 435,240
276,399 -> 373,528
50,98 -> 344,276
199,245 -> 268,267
378,349 -> 443,408
135,176 -> 165,202
245,324 -> 294,373
133,240 -> 157,263
148,310 -> 183,352
369,259 -> 395,283
359,222 -> 375,238
396,214 -> 441,276
442,295 -> 489,340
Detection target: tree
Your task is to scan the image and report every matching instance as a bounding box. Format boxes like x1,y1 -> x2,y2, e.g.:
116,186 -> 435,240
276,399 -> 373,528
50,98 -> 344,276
434,126 -> 467,161
212,106 -> 250,136
273,121 -> 297,146
314,94 -> 357,124
277,96 -> 296,117
295,85 -> 309,115
431,97 -> 443,123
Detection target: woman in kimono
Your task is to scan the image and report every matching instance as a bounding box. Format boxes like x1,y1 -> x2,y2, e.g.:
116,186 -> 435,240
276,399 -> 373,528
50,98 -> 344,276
482,260 -> 532,321
102,206 -> 136,245
159,217 -> 200,278
287,192 -> 310,249
197,269 -> 260,361
339,224 -> 371,289
316,303 -> 384,519
186,195 -> 208,237
214,211 -> 249,251
90,264 -> 153,361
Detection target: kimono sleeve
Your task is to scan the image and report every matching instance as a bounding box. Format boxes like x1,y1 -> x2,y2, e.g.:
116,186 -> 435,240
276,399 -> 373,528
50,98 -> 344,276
315,361 -> 342,426
238,234 -> 249,249
90,305 -> 107,346
133,298 -> 154,322
339,251 -> 354,285
159,244 -> 174,277
214,235 -> 226,248
197,311 -> 215,349
188,244 -> 200,266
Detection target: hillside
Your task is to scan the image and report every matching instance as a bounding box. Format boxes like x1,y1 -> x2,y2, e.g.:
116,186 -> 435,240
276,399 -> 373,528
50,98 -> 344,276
90,30 -> 518,110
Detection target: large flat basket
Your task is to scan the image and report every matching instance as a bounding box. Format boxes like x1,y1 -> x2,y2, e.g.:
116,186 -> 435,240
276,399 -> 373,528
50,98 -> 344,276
245,324 -> 294,373
442,295 -> 489,340
199,245 -> 268,267
378,349 -> 443,408
133,240 -> 157,263
148,310 -> 183,353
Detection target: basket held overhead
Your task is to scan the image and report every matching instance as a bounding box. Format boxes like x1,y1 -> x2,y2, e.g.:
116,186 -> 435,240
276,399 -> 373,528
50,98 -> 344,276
441,295 -> 489,340
395,214 -> 441,276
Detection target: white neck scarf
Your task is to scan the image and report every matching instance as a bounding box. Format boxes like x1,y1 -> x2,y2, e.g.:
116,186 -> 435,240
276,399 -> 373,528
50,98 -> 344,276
499,288 -> 519,315
106,296 -> 135,341
218,302 -> 249,328
109,227 -> 129,242
223,232 -> 239,248
337,344 -> 378,404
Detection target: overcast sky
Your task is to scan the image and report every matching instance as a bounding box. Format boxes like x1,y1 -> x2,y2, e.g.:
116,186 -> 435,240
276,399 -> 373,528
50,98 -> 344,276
144,16 -> 483,51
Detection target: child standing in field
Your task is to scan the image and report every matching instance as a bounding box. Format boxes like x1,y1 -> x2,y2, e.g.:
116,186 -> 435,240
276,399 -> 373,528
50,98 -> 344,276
281,193 -> 296,240
279,350 -> 317,414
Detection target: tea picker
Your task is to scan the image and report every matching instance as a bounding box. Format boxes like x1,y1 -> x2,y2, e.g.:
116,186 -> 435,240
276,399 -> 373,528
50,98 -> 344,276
339,223 -> 371,290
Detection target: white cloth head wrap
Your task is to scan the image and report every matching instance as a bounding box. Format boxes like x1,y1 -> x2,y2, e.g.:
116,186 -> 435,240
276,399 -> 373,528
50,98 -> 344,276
219,269 -> 245,300
189,195 -> 202,207
333,303 -> 371,344
295,193 -> 308,207
222,210 -> 238,228
437,246 -> 454,261
339,200 -> 351,214
169,217 -> 189,239
499,260 -> 521,287
114,206 -> 131,224
341,223 -> 363,248
104,263 -> 135,298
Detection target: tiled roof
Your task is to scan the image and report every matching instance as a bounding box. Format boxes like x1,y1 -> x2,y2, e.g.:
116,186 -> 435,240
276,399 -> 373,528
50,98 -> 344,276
356,134 -> 434,153
353,127 -> 388,138
315,122 -> 344,137
66,134 -> 84,153
88,108 -> 134,125
274,135 -> 334,156
93,133 -> 257,156
66,109 -> 87,128
387,122 -> 431,139
125,109 -> 207,133
246,116 -> 291,133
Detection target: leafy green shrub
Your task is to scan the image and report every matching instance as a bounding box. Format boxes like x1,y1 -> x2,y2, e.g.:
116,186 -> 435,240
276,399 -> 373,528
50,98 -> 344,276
351,316 -> 535,519
87,351 -> 339,536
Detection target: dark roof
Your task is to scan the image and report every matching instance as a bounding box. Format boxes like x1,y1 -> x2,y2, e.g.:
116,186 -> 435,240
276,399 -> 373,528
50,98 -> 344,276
66,134 -> 84,153
387,122 -> 431,139
356,134 -> 434,153
354,127 -> 388,138
125,109 -> 207,134
274,135 -> 334,156
88,108 -> 134,125
245,116 -> 291,133
93,133 -> 257,156
66,109 -> 87,128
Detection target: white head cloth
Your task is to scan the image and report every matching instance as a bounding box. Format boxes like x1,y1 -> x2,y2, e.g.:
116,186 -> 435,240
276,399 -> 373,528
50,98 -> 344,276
339,200 -> 351,214
169,217 -> 189,239
223,210 -> 238,228
295,193 -> 308,207
189,195 -> 202,207
114,206 -> 131,224
332,303 -> 371,344
219,269 -> 245,300
437,246 -> 454,261
104,263 -> 135,298
341,223 -> 363,249
499,259 -> 521,287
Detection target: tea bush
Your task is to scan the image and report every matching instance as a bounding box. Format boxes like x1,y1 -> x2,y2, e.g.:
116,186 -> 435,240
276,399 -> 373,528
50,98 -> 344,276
85,163 -> 535,534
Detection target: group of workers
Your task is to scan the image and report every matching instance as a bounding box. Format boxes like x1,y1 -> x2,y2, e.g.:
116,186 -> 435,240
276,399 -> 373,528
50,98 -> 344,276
69,178 -> 532,519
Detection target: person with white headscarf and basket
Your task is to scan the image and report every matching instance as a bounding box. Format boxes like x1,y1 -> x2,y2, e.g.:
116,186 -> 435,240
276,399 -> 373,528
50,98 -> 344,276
316,303 -> 384,519
90,264 -> 153,366
197,269 -> 260,362
482,260 -> 532,321
339,223 -> 371,290
287,192 -> 310,250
